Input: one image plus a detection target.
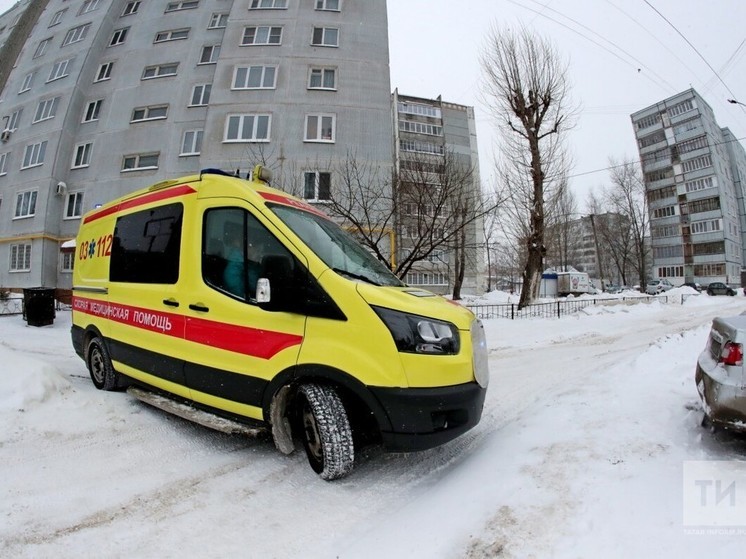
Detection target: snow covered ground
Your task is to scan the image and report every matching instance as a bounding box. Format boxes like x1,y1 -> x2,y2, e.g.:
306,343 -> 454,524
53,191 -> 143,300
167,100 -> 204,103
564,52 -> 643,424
3,289 -> 746,558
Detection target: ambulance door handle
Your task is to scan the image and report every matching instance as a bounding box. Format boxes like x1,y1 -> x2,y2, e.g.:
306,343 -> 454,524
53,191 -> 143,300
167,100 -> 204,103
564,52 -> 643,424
189,303 -> 209,312
163,299 -> 179,308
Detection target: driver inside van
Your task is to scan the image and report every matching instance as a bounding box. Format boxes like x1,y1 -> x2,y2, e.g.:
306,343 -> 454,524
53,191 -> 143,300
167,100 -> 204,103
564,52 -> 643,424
223,226 -> 262,300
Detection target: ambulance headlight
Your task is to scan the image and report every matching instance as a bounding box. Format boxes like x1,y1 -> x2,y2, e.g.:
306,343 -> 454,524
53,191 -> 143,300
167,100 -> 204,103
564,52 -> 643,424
372,306 -> 460,355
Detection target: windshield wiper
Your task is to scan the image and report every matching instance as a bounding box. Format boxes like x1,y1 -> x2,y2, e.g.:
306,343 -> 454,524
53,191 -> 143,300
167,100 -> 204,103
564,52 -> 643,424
332,267 -> 380,286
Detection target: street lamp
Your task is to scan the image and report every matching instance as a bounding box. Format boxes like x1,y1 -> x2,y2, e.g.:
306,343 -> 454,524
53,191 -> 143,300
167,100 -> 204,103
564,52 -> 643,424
727,99 -> 746,107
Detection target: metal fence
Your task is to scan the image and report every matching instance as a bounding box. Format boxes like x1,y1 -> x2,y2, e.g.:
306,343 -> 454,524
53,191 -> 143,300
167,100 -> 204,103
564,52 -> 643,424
464,294 -> 692,320
0,296 -> 71,317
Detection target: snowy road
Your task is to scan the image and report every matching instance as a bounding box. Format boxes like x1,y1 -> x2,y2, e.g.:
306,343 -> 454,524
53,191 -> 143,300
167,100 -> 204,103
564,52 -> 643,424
3,292 -> 746,558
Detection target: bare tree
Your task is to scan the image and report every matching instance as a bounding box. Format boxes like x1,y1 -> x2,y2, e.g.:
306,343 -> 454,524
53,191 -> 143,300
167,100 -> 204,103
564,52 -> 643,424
606,158 -> 650,290
318,150 -> 496,299
481,26 -> 576,308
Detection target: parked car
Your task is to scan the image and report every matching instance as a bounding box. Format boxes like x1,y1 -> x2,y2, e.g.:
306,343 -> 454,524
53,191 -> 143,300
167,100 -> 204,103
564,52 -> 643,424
696,314 -> 746,431
682,282 -> 702,292
706,282 -> 736,296
645,279 -> 674,295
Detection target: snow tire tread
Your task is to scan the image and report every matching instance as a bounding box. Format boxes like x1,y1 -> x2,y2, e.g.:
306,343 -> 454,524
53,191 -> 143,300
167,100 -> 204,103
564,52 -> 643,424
298,383 -> 355,481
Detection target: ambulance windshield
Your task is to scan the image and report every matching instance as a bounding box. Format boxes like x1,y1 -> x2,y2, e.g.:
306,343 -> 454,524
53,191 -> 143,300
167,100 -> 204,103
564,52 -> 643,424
269,204 -> 404,288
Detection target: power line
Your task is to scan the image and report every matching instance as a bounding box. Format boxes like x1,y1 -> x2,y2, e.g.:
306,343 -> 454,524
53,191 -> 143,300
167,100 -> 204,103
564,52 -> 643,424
568,134 -> 746,180
642,0 -> 741,103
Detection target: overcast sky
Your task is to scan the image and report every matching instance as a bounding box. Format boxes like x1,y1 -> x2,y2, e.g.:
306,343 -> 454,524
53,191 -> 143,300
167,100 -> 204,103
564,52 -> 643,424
387,0 -> 746,208
2,0 -> 745,208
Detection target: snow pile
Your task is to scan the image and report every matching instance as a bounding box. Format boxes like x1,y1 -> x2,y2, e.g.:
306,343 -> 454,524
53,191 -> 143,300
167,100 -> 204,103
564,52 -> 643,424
0,342 -> 70,411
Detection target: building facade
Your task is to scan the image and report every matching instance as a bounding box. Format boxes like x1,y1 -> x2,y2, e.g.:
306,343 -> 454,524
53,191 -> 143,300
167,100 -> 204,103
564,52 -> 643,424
392,90 -> 485,295
0,0 -> 394,292
631,88 -> 746,287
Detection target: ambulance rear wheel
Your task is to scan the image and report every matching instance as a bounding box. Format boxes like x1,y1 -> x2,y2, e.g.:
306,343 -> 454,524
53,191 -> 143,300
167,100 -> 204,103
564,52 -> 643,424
87,337 -> 119,391
297,383 -> 354,481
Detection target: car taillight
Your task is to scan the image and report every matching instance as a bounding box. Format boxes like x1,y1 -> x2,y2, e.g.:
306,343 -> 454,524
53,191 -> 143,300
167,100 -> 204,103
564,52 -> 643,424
720,341 -> 743,366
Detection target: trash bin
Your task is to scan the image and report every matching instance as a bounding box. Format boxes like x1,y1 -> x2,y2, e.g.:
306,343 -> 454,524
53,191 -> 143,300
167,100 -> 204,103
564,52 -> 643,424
23,287 -> 56,327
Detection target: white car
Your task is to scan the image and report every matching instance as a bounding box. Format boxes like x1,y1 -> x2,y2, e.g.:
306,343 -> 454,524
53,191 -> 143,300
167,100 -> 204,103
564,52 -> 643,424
645,279 -> 674,295
696,314 -> 746,431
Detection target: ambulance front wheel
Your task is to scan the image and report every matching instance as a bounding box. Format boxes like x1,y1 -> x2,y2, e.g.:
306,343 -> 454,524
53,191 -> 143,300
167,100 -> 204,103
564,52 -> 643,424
297,383 -> 355,481
86,336 -> 121,391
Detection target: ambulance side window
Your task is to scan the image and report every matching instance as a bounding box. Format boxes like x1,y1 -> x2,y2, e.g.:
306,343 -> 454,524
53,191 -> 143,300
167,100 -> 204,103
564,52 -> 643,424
202,207 -> 291,302
110,203 -> 183,284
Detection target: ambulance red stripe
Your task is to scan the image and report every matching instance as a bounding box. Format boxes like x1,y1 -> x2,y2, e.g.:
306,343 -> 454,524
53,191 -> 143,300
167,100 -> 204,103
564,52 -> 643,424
72,296 -> 302,359
84,184 -> 197,224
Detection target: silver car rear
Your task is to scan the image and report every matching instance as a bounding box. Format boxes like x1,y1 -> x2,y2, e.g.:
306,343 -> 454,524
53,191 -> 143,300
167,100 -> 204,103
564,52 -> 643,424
696,314 -> 746,430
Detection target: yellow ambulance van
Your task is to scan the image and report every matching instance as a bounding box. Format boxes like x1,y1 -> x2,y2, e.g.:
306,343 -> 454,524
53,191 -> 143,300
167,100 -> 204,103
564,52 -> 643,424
71,167 -> 489,480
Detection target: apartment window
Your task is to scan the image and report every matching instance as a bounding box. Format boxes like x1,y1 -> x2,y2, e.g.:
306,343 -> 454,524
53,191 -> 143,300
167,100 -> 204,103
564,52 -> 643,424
82,100 -> 102,123
399,121 -> 443,136
155,28 -> 190,43
241,26 -> 282,45
303,171 -> 331,201
692,241 -> 725,256
691,218 -> 722,234
22,142 -> 47,169
122,153 -> 160,171
95,62 -> 113,82
61,250 -> 75,272
47,59 -> 70,82
14,190 -> 37,217
682,154 -> 712,173
190,83 -> 211,106
208,13 -> 228,29
647,185 -> 675,203
33,38 -> 51,58
72,142 -> 93,168
652,205 -> 676,219
224,114 -> 271,142
0,152 -> 8,175
65,192 -> 84,219
233,65 -> 276,89
109,28 -> 129,46
312,27 -> 338,47
653,245 -> 683,259
165,1 -> 199,12
199,44 -> 221,64
400,139 -> 444,155
49,8 -> 67,27
308,67 -> 336,90
62,23 -> 90,46
316,0 -> 340,11
142,63 -> 178,79
693,263 -> 725,277
131,105 -> 168,122
398,102 -> 441,118
79,0 -> 101,15
181,130 -> 203,155
687,196 -> 720,215
305,114 -> 335,142
33,97 -> 60,122
19,72 -> 33,93
122,1 -> 141,16
638,131 -> 665,149
8,109 -> 21,130
678,135 -> 708,155
685,176 -> 716,193
668,99 -> 694,118
636,113 -> 661,130
250,0 -> 287,8
657,266 -> 684,279
10,243 -> 32,271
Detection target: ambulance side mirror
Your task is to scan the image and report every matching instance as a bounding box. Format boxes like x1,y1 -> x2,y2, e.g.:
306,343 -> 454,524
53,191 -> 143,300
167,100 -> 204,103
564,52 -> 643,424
258,255 -> 296,312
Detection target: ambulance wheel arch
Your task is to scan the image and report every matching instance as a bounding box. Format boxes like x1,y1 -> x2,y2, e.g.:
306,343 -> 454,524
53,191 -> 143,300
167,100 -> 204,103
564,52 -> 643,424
265,365 -> 392,472
84,329 -> 127,391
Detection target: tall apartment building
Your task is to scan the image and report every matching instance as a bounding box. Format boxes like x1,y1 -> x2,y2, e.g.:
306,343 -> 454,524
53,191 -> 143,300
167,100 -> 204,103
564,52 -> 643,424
392,90 -> 485,295
0,0 -> 393,292
631,88 -> 746,286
